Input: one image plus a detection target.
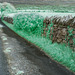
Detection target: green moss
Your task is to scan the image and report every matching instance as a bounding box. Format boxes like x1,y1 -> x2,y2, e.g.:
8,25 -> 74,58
73,38 -> 75,45
13,13 -> 44,35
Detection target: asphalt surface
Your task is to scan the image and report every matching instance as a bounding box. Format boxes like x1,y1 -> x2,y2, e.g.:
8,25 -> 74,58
0,33 -> 10,74
0,0 -> 75,5
0,21 -> 75,75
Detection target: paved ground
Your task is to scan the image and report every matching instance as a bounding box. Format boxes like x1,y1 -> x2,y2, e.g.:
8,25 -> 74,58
0,0 -> 75,5
0,21 -> 75,75
0,27 -> 10,75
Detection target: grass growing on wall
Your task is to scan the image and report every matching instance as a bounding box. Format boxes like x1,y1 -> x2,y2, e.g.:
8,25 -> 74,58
2,20 -> 75,73
13,13 -> 44,35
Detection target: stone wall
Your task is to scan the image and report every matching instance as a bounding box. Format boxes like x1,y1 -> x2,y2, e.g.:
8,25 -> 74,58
43,16 -> 75,50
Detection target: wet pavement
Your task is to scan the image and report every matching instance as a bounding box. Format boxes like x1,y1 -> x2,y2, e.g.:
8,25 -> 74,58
0,28 -> 10,74
0,22 -> 75,75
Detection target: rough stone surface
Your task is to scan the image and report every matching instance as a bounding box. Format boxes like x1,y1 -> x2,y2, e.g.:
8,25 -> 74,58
43,15 -> 75,50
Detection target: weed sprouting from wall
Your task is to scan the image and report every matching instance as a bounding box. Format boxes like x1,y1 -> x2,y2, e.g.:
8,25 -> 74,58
13,13 -> 44,36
